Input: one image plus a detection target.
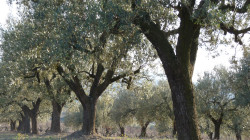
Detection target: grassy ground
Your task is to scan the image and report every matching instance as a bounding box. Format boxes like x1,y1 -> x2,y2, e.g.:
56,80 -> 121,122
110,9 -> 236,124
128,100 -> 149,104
1,132 -> 249,140
0,132 -> 173,140
0,132 -> 67,140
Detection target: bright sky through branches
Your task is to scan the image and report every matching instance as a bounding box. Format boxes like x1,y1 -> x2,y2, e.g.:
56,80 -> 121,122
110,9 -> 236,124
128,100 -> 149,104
0,0 -> 244,82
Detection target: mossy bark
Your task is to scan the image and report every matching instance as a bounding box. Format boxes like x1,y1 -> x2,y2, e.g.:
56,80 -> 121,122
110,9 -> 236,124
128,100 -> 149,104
50,100 -> 63,133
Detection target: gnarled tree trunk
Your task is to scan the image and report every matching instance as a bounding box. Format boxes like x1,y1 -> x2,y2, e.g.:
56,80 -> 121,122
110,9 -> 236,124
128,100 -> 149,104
132,2 -> 201,139
81,98 -> 97,135
139,121 -> 150,137
17,110 -> 31,133
209,113 -> 223,140
57,62 -> 139,136
50,100 -> 63,133
119,125 -> 125,137
167,74 -> 200,140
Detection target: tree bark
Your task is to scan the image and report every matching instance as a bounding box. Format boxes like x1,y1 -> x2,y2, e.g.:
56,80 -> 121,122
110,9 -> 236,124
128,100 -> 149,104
29,98 -> 42,134
132,3 -> 201,140
17,110 -> 31,133
139,121 -> 150,137
17,119 -> 23,132
172,120 -> 177,137
10,120 -> 16,131
213,122 -> 221,140
209,113 -> 223,140
81,98 -> 97,135
119,125 -> 125,137
50,100 -> 63,133
167,73 -> 200,140
30,115 -> 38,134
57,62 -> 135,136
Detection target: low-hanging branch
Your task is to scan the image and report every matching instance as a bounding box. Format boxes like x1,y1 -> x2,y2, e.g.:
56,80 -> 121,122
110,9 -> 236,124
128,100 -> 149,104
220,23 -> 250,45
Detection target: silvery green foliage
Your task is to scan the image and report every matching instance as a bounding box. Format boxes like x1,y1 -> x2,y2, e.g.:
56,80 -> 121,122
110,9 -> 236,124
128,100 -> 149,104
196,66 -> 234,119
230,55 -> 250,107
1,0 -> 156,94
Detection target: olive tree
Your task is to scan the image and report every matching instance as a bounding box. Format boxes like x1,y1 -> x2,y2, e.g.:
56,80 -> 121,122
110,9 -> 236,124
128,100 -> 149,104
196,66 -> 236,139
7,0 -> 250,138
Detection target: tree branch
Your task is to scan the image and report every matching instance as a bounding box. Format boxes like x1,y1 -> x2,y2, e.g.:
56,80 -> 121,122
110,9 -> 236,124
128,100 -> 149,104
219,0 -> 250,13
56,65 -> 88,104
110,66 -> 141,83
220,23 -> 250,45
78,70 -> 95,78
164,29 -> 179,37
89,64 -> 105,97
131,0 -> 177,70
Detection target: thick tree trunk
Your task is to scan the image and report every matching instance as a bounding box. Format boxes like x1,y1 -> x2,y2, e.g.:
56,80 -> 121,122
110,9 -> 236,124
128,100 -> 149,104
50,100 -> 63,133
119,126 -> 125,137
167,73 -> 200,140
31,115 -> 38,134
10,120 -> 16,131
18,111 -> 31,133
213,122 -> 221,140
139,121 -> 150,137
81,99 -> 97,135
132,5 -> 201,139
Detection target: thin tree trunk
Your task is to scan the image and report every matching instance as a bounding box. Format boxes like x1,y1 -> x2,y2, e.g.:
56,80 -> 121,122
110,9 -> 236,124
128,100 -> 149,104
208,132 -> 213,140
105,127 -> 111,136
119,125 -> 125,137
139,121 -> 150,137
213,122 -> 221,140
50,100 -> 63,133
29,98 -> 42,134
10,120 -> 16,131
31,115 -> 38,134
236,132 -> 241,140
17,119 -> 23,131
81,99 -> 97,135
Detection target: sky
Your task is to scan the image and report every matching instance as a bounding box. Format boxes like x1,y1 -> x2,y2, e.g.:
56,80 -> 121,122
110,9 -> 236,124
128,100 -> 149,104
0,0 -> 244,82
